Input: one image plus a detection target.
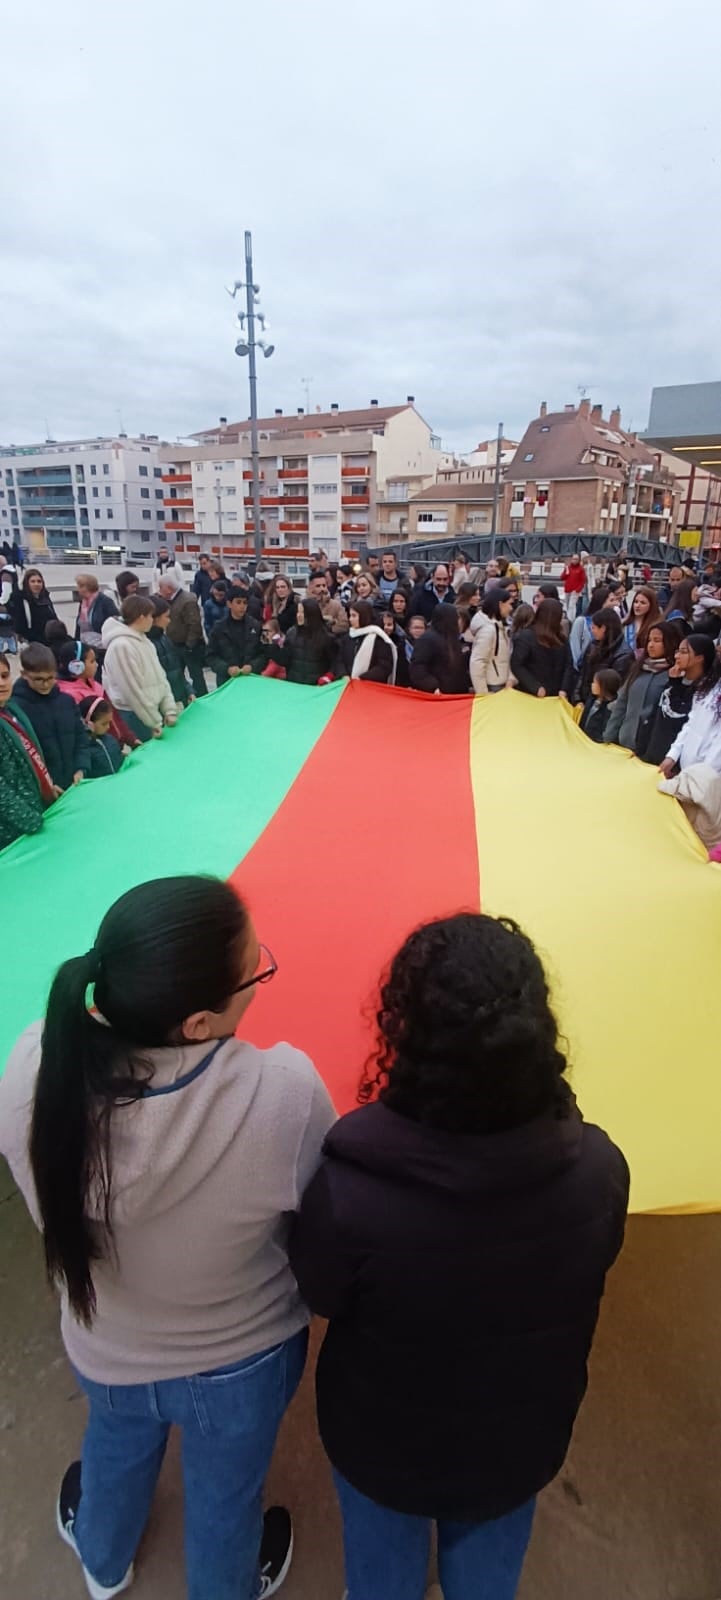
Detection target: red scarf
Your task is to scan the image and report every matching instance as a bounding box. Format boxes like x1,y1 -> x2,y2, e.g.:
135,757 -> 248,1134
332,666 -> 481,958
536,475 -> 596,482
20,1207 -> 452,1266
0,709 -> 56,803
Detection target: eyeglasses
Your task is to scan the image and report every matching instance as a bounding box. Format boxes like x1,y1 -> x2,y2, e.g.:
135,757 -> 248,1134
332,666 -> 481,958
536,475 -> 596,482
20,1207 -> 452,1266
232,943 -> 278,996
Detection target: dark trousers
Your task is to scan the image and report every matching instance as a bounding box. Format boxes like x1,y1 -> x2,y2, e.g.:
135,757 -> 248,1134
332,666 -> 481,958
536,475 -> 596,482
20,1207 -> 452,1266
179,644 -> 208,697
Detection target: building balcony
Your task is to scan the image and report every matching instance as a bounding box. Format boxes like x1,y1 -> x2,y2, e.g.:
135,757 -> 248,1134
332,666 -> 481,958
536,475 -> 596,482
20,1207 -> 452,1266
16,470 -> 72,486
341,465 -> 369,477
341,494 -> 369,507
246,494 -> 307,507
163,497 -> 193,508
342,522 -> 369,532
279,521 -> 309,533
165,520 -> 194,531
161,473 -> 191,484
242,470 -> 265,481
277,468 -> 308,480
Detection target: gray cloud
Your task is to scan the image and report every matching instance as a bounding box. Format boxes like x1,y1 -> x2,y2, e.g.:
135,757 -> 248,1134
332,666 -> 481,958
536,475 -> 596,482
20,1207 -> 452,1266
2,0 -> 720,453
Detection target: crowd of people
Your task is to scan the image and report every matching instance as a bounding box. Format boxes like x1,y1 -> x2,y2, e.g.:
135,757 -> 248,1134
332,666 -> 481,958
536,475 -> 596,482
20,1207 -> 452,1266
0,876 -> 629,1600
2,544 -> 721,855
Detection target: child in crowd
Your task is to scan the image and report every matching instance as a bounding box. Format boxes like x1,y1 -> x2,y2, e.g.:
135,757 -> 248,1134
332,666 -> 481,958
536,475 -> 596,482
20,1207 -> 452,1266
149,599 -> 190,705
45,619 -> 72,667
203,581 -> 229,636
56,641 -> 141,750
79,697 -> 124,776
101,597 -> 178,742
0,651 -> 56,849
11,644 -> 91,791
580,667 -> 622,743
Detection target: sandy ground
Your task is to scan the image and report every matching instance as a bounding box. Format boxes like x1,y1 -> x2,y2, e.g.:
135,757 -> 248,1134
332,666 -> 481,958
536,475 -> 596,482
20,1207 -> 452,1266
1,1160 -> 721,1600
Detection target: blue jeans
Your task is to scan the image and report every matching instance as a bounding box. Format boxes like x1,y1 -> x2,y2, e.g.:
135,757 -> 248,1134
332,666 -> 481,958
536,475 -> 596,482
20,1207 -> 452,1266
121,709 -> 155,742
72,1328 -> 308,1600
334,1472 -> 535,1600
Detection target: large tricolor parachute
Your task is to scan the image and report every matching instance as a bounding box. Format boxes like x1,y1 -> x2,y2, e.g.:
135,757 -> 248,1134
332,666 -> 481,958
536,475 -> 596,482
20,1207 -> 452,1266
1,677 -> 718,1213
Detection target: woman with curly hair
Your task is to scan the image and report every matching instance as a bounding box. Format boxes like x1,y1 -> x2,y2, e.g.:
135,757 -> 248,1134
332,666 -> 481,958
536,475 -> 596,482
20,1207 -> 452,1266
290,914 -> 629,1600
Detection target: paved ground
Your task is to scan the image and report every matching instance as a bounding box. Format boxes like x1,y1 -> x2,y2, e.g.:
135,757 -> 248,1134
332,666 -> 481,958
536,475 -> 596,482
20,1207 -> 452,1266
2,1158 -> 721,1600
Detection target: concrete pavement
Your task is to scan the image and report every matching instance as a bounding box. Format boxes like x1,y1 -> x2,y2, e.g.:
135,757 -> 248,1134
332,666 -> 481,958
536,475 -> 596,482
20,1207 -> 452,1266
2,1158 -> 721,1599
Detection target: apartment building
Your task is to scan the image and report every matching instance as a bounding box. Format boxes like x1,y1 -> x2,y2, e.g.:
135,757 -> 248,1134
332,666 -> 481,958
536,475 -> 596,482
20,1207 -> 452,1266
446,437 -> 519,480
0,435 -> 167,560
504,401 -> 679,540
160,401 -> 450,561
406,481 -> 497,541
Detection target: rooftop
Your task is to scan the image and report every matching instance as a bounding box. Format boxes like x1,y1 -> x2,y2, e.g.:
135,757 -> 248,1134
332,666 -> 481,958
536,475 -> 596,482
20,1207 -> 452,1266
507,403 -> 671,484
193,403 -> 412,442
409,481 -> 496,504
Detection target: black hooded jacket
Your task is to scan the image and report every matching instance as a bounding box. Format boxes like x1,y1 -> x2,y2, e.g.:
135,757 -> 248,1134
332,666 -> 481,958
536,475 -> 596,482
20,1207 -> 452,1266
290,1099 -> 628,1523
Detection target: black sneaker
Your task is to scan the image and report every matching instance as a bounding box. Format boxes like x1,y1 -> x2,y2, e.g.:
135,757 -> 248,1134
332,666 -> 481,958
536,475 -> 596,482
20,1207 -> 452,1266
56,1461 -> 134,1600
257,1506 -> 294,1597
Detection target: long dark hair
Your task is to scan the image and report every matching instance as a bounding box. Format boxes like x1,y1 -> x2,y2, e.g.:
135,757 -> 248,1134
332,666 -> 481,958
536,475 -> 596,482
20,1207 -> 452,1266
431,603 -> 463,667
350,599 -> 375,628
533,598 -> 565,647
684,633 -> 721,702
625,620 -> 680,688
587,607 -> 623,669
21,567 -> 52,603
481,585 -> 511,621
359,913 -> 570,1133
29,876 -> 249,1326
664,579 -> 696,623
627,584 -> 660,648
298,596 -> 326,638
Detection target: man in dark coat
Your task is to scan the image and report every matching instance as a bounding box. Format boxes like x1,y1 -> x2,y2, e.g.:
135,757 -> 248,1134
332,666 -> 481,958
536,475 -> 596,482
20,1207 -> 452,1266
12,645 -> 91,791
192,555 -> 213,607
207,589 -> 263,685
409,563 -> 457,621
158,578 -> 208,697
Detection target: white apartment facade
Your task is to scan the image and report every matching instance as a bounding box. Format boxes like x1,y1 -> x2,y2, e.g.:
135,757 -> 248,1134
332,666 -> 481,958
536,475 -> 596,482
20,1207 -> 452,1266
0,435 -> 168,561
159,401 -> 451,563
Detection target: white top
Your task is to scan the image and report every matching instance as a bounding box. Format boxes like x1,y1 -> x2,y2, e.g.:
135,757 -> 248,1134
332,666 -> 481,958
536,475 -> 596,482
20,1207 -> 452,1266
0,1024 -> 336,1383
667,686 -> 721,773
151,560 -> 186,594
101,617 -> 177,730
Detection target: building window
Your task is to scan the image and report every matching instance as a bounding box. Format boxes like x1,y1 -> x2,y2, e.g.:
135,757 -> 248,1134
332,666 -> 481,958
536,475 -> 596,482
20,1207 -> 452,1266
139,465 -> 148,477
157,511 -> 165,520
103,464 -> 110,475
90,465 -> 97,476
107,510 -> 113,520
313,511 -> 336,523
92,487 -> 99,498
540,425 -> 550,433
313,483 -> 338,494
153,467 -> 162,478
140,487 -> 150,499
94,509 -> 101,519
76,465 -> 85,480
523,453 -> 534,462
536,489 -> 549,508
142,510 -> 152,520
105,487 -> 111,497
78,489 -> 87,504
155,489 -> 163,499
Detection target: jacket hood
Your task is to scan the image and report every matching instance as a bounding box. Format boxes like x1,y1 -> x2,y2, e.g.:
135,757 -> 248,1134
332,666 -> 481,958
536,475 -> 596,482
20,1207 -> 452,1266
324,1099 -> 583,1198
101,616 -> 148,648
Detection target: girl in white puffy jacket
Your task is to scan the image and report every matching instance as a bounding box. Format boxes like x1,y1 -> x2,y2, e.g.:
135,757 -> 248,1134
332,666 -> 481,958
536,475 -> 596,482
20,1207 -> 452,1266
470,588 -> 514,694
101,597 -> 178,742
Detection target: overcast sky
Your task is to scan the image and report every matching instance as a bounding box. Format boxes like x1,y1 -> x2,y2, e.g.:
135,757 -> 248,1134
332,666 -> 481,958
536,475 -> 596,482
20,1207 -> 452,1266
2,0 -> 720,453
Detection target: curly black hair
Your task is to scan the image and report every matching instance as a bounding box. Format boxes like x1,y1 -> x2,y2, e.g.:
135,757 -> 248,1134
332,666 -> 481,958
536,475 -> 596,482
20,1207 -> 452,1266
360,913 -> 570,1134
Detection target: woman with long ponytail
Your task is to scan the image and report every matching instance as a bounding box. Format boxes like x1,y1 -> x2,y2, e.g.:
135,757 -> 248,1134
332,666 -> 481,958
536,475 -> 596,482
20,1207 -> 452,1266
0,875 -> 334,1600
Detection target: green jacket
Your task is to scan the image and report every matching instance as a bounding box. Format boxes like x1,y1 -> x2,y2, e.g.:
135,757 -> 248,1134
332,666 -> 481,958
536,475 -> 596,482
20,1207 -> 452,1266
0,712 -> 45,852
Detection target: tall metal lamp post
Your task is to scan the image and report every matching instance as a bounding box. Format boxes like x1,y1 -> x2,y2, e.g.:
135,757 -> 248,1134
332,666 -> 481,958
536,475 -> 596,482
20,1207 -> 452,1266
226,232 -> 275,571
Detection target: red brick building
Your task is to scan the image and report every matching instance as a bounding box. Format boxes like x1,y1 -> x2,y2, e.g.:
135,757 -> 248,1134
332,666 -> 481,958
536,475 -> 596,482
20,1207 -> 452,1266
503,400 -> 679,541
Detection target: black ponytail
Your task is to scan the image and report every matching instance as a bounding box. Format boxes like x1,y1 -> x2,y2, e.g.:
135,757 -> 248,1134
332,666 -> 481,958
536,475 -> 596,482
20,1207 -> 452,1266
29,875 -> 249,1326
